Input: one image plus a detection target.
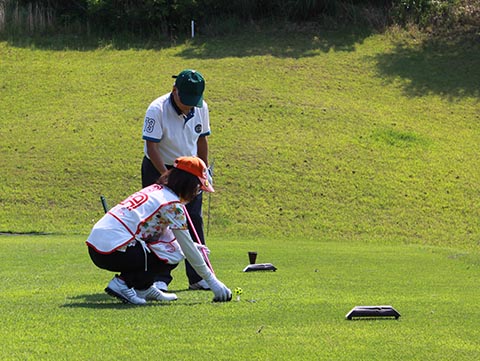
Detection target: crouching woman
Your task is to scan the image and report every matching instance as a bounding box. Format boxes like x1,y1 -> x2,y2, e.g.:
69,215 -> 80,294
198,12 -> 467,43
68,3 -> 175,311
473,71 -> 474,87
86,156 -> 231,305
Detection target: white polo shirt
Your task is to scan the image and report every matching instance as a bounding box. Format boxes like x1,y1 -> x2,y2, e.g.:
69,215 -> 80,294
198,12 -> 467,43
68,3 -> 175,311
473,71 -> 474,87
142,93 -> 210,165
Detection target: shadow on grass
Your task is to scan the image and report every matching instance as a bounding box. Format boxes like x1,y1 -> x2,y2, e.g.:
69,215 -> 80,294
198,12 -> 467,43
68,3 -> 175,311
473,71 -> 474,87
61,290 -> 204,309
375,33 -> 480,99
0,25 -> 373,59
174,27 -> 372,59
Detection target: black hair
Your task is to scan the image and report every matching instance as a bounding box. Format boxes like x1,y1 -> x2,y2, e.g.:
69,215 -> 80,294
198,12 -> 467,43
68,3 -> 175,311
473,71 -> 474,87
157,168 -> 200,203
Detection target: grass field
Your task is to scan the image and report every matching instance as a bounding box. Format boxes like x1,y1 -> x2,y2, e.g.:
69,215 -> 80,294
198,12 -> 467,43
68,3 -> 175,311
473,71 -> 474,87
1,27 -> 479,250
1,235 -> 479,360
1,24 -> 479,360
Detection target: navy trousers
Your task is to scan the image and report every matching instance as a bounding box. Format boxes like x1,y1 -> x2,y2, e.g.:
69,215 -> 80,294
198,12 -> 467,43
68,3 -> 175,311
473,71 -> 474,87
88,243 -> 177,290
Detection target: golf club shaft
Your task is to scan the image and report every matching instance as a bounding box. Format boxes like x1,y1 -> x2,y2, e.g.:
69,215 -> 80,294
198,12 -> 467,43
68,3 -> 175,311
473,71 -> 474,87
206,191 -> 211,236
100,195 -> 108,213
206,160 -> 214,236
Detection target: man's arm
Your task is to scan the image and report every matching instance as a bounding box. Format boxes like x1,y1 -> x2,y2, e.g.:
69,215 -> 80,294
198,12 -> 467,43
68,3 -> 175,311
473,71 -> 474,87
197,136 -> 209,167
146,141 -> 168,175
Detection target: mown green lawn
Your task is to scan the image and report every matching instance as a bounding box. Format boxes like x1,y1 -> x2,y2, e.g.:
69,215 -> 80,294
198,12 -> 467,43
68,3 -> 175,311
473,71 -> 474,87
0,25 -> 479,360
0,235 -> 479,360
1,28 -> 478,250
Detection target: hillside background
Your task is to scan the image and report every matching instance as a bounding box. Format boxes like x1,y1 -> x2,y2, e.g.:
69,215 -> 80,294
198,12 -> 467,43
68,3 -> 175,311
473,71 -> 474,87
0,0 -> 479,251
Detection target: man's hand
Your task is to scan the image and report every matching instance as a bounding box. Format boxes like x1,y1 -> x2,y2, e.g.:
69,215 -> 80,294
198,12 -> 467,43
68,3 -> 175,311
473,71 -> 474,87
196,243 -> 210,255
207,167 -> 213,187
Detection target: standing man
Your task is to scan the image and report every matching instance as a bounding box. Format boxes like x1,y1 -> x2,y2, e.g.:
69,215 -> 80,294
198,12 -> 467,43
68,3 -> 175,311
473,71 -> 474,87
141,69 -> 212,291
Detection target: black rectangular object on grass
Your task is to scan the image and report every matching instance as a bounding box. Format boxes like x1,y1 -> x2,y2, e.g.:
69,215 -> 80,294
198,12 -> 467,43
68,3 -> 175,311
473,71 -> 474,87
345,305 -> 400,320
243,263 -> 277,272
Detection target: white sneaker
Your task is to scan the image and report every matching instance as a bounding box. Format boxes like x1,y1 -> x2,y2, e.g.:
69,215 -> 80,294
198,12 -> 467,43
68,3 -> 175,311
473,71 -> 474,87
154,281 -> 168,291
105,276 -> 146,305
189,279 -> 211,290
136,286 -> 178,302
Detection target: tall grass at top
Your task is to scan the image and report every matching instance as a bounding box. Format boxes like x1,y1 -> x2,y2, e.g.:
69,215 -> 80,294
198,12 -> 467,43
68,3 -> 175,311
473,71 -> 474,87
1,1 -> 478,39
0,1 -> 55,34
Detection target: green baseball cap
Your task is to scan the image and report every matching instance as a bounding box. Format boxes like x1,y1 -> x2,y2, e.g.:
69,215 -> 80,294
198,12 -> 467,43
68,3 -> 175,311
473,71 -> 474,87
172,69 -> 205,108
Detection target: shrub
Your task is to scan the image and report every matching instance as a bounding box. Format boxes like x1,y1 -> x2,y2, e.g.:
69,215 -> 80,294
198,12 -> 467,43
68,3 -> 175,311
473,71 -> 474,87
0,0 -> 478,38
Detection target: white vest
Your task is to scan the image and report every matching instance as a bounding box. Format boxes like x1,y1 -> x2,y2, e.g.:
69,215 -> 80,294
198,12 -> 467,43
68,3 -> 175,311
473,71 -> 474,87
86,184 -> 186,264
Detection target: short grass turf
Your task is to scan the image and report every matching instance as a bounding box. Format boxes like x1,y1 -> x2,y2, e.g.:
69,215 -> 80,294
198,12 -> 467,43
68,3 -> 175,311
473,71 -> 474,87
0,26 -> 479,360
1,235 -> 479,360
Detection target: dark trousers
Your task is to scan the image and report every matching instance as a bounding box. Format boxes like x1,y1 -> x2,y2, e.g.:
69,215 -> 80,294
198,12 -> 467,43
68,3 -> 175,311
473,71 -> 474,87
88,244 -> 177,290
141,156 -> 205,285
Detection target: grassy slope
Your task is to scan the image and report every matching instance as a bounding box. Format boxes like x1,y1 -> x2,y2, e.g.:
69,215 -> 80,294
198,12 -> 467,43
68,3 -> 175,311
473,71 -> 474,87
0,28 -> 479,252
0,27 -> 479,360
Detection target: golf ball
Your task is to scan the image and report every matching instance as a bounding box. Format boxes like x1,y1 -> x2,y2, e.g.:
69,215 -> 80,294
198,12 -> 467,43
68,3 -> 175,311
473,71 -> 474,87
234,287 -> 243,295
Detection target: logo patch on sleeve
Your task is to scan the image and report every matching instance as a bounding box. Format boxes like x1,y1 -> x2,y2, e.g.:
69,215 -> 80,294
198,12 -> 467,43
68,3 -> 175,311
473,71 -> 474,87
195,124 -> 202,134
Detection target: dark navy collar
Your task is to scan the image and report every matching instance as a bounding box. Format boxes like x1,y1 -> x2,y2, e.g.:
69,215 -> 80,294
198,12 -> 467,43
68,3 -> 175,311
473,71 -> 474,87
170,92 -> 195,121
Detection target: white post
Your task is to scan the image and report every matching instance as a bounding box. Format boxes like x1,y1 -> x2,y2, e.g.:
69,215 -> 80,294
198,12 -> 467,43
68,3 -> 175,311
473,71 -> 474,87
191,20 -> 195,38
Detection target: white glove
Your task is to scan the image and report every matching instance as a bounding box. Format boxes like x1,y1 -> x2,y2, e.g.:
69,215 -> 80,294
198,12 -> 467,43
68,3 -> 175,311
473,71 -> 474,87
195,243 -> 210,255
206,277 -> 232,302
